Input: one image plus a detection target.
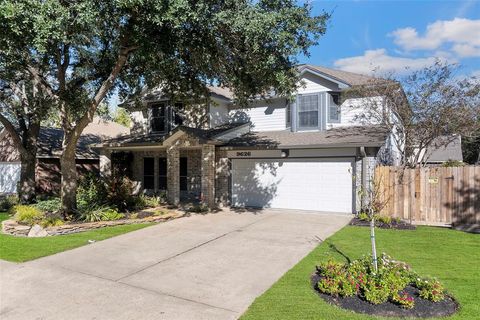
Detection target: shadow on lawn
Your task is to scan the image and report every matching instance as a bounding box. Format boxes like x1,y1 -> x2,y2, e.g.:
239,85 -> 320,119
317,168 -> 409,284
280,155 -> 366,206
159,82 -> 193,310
326,241 -> 352,263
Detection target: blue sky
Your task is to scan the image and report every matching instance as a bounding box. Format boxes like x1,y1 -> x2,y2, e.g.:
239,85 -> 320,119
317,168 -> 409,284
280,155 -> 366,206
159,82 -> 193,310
299,0 -> 480,77
109,0 -> 480,108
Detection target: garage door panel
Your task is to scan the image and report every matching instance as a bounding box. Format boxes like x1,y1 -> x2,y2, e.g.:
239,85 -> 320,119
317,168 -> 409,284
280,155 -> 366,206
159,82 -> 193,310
232,158 -> 353,213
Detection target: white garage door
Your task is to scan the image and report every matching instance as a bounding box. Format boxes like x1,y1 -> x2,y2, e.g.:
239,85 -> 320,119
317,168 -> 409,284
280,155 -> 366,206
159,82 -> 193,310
231,158 -> 353,213
0,162 -> 21,194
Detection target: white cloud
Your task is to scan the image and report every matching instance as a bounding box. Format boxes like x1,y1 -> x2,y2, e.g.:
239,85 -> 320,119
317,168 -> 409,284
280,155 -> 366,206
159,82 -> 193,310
333,49 -> 446,75
452,44 -> 480,58
390,18 -> 480,55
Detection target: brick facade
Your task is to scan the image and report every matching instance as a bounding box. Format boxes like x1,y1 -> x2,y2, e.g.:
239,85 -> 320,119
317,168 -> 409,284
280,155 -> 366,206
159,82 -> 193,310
201,145 -> 215,207
215,150 -> 230,206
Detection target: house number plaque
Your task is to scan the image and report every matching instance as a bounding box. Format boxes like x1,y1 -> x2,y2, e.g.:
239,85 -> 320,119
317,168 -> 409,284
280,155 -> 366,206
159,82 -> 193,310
236,151 -> 252,157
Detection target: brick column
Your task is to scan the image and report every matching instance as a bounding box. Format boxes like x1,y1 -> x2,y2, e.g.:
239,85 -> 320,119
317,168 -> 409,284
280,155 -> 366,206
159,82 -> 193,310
167,146 -> 180,205
201,144 -> 215,208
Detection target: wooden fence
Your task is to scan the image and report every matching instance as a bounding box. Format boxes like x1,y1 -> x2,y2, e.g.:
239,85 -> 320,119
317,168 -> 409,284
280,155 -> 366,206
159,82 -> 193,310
374,166 -> 480,226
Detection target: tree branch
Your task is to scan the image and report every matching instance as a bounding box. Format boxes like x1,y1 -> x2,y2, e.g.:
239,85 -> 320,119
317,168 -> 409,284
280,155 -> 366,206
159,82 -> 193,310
64,45 -> 138,148
0,110 -> 27,155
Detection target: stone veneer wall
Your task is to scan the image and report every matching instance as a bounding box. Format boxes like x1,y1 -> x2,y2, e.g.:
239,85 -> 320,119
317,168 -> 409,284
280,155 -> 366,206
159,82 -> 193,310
215,149 -> 230,206
2,212 -> 182,237
201,145 -> 215,207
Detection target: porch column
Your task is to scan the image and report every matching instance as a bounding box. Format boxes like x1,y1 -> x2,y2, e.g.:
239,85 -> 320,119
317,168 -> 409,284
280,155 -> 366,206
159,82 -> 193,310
201,144 -> 216,208
99,148 -> 112,178
167,146 -> 180,205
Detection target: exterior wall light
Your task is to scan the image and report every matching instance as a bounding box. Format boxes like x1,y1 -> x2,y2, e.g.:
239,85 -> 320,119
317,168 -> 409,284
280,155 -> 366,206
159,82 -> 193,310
280,149 -> 289,158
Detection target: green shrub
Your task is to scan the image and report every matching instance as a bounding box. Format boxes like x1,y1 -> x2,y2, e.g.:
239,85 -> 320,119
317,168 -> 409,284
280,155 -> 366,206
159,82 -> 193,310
316,260 -> 357,297
0,195 -> 19,212
143,195 -> 161,208
441,160 -> 465,167
104,176 -> 136,212
376,215 -> 392,225
101,208 -> 125,221
363,277 -> 390,304
34,198 -> 61,213
392,291 -> 415,309
357,211 -> 370,221
132,195 -> 162,210
11,205 -> 44,225
316,253 -> 446,306
77,174 -> 107,213
40,217 -> 64,228
81,206 -> 124,222
416,278 -> 445,302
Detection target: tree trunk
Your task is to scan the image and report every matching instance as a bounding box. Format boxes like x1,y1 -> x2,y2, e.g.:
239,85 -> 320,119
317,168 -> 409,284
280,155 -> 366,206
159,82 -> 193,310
18,151 -> 37,204
60,149 -> 78,216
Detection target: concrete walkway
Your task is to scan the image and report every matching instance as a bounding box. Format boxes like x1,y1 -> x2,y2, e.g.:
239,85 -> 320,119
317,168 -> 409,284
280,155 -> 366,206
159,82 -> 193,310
1,209 -> 351,320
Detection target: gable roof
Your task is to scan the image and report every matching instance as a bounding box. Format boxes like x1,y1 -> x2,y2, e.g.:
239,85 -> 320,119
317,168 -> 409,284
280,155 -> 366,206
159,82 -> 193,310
425,135 -> 463,163
0,119 -> 129,160
297,64 -> 379,87
96,122 -> 248,148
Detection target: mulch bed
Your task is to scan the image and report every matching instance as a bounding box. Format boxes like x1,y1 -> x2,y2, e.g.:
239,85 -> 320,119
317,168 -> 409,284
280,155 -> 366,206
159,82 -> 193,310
311,273 -> 458,318
349,218 -> 416,230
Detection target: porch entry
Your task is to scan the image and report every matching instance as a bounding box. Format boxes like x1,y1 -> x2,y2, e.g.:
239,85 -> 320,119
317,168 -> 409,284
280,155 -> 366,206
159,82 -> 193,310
142,155 -> 197,200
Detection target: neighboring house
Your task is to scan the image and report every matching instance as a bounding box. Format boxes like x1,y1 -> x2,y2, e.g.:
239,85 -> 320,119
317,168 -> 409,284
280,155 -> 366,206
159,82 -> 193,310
0,118 -> 129,195
421,135 -> 463,165
96,64 -> 398,214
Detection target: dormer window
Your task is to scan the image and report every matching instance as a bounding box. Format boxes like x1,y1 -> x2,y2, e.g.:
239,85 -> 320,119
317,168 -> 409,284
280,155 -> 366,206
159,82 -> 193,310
149,102 -> 167,133
148,102 -> 185,134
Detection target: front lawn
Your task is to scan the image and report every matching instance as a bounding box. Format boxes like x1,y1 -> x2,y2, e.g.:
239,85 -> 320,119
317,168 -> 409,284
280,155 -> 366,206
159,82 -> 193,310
0,212 -> 153,262
241,226 -> 479,320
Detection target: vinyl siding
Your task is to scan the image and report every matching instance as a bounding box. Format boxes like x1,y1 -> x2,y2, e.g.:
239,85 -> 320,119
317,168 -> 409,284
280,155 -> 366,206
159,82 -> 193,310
209,101 -> 230,127
229,98 -> 288,132
296,72 -> 340,94
326,97 -> 382,129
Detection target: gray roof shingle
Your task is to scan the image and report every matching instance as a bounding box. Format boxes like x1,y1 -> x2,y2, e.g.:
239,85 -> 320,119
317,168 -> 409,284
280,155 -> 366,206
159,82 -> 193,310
224,126 -> 389,149
297,64 -> 380,86
98,123 -> 246,148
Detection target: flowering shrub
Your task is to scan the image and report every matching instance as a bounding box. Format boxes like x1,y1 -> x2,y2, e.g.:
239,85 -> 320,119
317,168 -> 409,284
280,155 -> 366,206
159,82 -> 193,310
316,253 -> 446,307
363,277 -> 390,304
316,261 -> 357,297
392,291 -> 415,309
416,278 -> 445,302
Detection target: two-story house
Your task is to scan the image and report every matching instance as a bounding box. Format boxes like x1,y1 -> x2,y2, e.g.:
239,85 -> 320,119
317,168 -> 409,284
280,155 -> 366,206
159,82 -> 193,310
96,65 -> 398,214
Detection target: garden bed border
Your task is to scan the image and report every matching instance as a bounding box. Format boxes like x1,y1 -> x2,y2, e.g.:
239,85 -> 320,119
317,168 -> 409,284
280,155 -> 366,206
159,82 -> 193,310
1,210 -> 185,237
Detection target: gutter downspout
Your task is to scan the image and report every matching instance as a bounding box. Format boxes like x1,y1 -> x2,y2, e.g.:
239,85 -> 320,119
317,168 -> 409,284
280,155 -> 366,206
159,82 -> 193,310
359,146 -> 367,210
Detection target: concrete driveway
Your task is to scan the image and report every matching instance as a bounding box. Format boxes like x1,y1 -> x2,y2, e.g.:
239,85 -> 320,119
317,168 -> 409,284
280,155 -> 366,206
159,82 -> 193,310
1,209 -> 350,320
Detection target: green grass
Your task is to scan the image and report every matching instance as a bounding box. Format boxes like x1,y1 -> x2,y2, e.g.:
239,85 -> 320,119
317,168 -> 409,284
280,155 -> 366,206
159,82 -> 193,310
0,212 -> 153,262
241,226 -> 480,320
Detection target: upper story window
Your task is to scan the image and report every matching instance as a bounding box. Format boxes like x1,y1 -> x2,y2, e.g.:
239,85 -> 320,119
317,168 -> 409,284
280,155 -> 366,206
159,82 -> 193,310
149,102 -> 167,133
328,92 -> 341,123
298,94 -> 319,129
148,102 -> 184,133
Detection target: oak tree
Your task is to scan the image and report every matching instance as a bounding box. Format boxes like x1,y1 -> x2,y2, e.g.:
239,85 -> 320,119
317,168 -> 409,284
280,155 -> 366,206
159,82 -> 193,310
1,0 -> 329,214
